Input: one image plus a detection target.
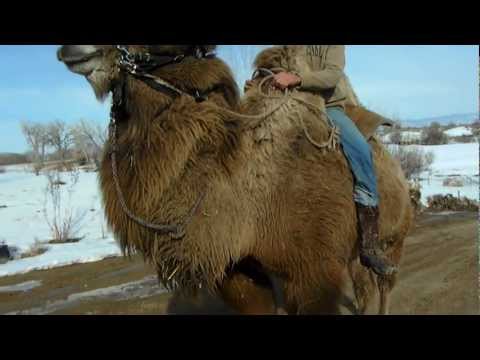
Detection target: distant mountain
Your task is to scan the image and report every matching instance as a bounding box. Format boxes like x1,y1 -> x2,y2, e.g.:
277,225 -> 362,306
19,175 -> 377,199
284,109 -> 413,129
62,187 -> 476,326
403,113 -> 478,128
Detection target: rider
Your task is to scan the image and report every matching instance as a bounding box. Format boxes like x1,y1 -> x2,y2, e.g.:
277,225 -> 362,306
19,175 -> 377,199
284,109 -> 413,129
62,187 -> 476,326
270,45 -> 396,276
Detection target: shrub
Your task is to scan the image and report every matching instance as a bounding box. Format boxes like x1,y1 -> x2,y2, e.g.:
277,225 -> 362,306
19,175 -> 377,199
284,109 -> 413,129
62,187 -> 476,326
388,145 -> 435,180
43,168 -> 86,244
389,129 -> 402,144
421,122 -> 448,145
20,240 -> 49,259
453,135 -> 475,144
442,177 -> 464,187
0,153 -> 29,166
408,181 -> 423,214
426,194 -> 479,212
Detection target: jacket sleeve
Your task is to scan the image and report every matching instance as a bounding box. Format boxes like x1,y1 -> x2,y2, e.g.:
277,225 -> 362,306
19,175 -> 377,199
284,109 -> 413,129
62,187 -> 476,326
298,45 -> 345,91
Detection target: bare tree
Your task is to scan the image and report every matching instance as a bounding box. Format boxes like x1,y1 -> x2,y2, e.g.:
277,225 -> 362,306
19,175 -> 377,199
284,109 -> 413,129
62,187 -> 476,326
70,124 -> 93,164
388,145 -> 435,180
46,120 -> 73,162
446,121 -> 457,130
20,122 -> 49,175
70,119 -> 107,168
389,129 -> 402,144
421,122 -> 448,145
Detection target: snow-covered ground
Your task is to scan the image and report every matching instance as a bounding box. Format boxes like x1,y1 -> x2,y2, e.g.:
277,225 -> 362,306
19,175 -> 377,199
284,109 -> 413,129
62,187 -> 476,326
401,143 -> 479,203
0,165 -> 120,277
402,131 -> 422,142
444,126 -> 473,137
382,131 -> 422,143
7,275 -> 166,315
0,142 -> 478,277
382,126 -> 476,144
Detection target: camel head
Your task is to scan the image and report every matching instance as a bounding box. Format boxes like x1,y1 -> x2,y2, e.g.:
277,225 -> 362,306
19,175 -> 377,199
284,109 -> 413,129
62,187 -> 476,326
57,45 -> 117,100
57,45 -> 218,101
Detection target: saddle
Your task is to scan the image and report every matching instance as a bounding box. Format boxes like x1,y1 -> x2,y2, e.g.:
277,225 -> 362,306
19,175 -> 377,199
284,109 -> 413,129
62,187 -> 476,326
251,46 -> 393,142
345,104 -> 394,141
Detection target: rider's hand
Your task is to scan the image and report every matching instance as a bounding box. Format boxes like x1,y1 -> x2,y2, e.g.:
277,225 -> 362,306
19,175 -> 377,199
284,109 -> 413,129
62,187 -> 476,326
273,72 -> 302,90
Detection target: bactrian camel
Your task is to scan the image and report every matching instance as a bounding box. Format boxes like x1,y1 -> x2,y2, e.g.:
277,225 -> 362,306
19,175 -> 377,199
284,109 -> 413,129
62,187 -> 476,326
57,45 -> 414,314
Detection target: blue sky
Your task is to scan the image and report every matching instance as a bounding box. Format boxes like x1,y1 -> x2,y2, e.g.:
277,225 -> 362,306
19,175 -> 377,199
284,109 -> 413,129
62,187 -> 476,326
0,45 -> 478,153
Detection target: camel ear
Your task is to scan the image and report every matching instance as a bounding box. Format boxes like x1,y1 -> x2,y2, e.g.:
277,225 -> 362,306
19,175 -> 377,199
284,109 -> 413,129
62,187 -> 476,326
253,46 -> 284,69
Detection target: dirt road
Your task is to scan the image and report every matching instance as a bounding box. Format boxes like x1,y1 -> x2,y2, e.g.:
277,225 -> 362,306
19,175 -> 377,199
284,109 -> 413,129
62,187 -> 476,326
0,211 -> 478,315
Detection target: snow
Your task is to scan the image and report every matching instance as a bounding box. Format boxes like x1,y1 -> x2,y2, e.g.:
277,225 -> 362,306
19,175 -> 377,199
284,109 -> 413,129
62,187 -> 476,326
382,127 -> 476,144
401,143 -> 479,204
428,211 -> 460,216
382,131 -> 421,143
0,280 -> 41,293
0,166 -> 121,277
444,126 -> 473,137
7,275 -> 166,315
417,177 -> 478,204
407,143 -> 479,177
402,131 -> 422,141
0,143 -> 478,277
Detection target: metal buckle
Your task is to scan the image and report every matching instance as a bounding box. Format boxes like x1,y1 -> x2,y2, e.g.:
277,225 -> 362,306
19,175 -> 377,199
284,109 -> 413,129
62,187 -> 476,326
194,47 -> 203,59
194,90 -> 207,103
173,55 -> 185,63
116,45 -> 139,74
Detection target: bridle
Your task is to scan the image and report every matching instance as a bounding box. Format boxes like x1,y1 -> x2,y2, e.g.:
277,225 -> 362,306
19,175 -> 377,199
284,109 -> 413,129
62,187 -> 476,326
115,45 -> 217,103
108,45 -> 215,240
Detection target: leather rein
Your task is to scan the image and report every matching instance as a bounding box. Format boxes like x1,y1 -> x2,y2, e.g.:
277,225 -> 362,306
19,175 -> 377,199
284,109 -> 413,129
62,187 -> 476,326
108,45 -> 214,239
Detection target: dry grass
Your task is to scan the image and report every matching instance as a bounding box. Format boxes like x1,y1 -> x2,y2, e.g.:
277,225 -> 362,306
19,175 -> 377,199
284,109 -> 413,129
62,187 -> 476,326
0,153 -> 29,166
48,237 -> 83,245
43,169 -> 86,244
20,241 -> 49,259
427,194 -> 479,212
388,145 -> 435,180
443,177 -> 465,187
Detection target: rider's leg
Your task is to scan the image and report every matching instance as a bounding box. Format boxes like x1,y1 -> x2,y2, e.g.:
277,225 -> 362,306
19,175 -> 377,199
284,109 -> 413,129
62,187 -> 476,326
326,106 -> 397,276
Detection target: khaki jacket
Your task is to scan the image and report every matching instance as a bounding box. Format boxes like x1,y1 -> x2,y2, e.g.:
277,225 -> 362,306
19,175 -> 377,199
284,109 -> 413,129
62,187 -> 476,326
289,45 -> 360,109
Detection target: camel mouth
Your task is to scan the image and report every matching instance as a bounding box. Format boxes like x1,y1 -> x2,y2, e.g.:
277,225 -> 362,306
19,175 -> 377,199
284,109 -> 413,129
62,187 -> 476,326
62,50 -> 102,66
57,46 -> 104,76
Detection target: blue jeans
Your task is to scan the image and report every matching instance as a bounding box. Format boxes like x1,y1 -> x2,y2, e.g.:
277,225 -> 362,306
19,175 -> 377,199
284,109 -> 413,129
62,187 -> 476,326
327,107 -> 379,207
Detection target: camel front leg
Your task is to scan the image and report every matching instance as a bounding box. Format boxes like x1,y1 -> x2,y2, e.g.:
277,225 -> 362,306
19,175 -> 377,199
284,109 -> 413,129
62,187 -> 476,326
220,259 -> 290,315
264,271 -> 289,315
377,275 -> 393,315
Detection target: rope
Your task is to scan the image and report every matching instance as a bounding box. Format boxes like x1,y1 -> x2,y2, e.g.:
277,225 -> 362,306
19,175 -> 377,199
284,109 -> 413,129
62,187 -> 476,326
107,65 -> 340,239
109,120 -> 206,240
203,67 -> 341,151
121,64 -> 340,151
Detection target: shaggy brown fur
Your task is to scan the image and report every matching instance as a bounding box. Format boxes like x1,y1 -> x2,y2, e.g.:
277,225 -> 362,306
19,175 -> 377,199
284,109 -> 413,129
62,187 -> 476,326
221,46 -> 414,314
60,45 -> 414,314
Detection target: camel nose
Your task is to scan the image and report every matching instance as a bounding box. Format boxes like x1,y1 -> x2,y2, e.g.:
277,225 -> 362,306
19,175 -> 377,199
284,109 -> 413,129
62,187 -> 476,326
57,47 -> 64,61
57,45 -> 80,62
57,45 -> 102,64
57,45 -> 75,62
